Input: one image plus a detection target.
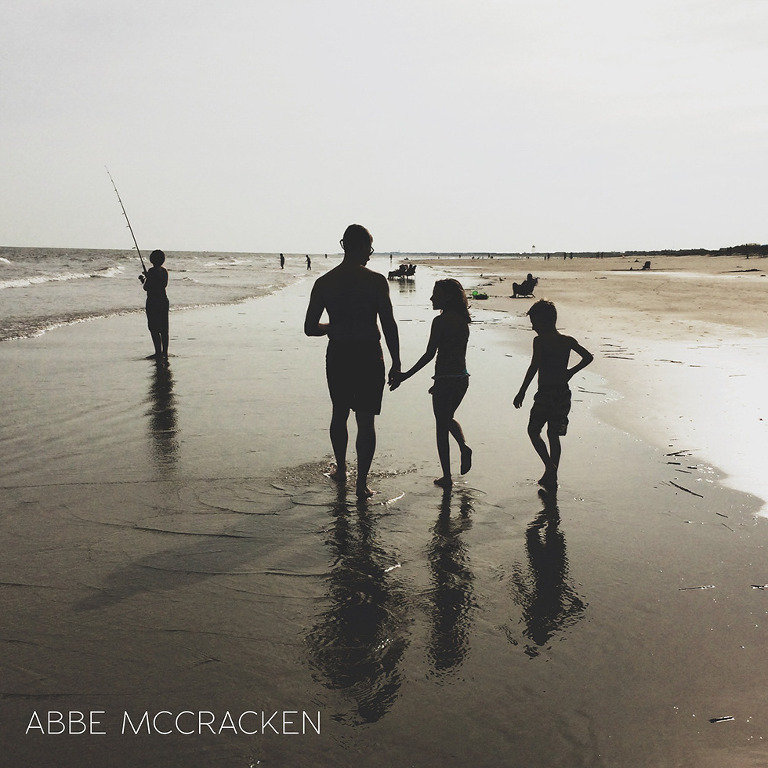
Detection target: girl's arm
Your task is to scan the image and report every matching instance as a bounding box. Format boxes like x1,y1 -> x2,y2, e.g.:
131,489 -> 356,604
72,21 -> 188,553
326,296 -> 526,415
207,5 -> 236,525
390,317 -> 441,390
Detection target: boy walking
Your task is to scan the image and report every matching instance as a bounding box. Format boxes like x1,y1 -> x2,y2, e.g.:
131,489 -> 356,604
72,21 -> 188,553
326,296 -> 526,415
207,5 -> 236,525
513,300 -> 593,490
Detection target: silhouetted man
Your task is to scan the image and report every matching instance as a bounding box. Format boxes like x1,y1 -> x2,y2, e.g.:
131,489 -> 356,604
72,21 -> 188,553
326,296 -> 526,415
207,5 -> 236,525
304,224 -> 400,498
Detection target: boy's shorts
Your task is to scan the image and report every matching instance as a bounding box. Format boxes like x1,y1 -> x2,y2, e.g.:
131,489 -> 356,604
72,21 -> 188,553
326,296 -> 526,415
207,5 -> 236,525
326,341 -> 385,415
529,387 -> 571,436
146,298 -> 169,333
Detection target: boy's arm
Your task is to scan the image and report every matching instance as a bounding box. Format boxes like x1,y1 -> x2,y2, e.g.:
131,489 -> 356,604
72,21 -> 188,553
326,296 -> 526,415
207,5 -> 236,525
513,341 -> 539,408
303,282 -> 329,336
566,338 -> 593,380
377,277 -> 401,378
390,317 -> 439,390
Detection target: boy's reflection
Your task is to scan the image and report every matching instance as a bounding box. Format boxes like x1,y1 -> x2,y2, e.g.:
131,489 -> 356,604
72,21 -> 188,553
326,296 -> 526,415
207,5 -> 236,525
426,488 -> 476,676
306,491 -> 409,725
510,492 -> 586,658
146,363 -> 179,476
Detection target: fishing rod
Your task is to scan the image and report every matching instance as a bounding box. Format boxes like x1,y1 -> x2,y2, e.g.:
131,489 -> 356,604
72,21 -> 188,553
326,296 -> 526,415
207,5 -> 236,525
105,166 -> 147,274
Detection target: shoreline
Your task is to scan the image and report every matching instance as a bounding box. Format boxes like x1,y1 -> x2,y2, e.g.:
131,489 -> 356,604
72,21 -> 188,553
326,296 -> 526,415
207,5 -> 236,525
2,262 -> 768,767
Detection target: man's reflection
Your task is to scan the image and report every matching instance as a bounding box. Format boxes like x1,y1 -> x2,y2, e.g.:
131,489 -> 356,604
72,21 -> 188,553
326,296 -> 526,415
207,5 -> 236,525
510,492 -> 586,657
426,487 -> 476,676
306,491 -> 409,725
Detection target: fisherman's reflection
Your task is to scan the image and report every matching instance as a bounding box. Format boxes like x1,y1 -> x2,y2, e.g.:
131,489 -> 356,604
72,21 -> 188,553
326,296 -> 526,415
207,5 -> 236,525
426,487 -> 476,676
306,490 -> 409,725
510,492 -> 586,658
146,363 -> 179,476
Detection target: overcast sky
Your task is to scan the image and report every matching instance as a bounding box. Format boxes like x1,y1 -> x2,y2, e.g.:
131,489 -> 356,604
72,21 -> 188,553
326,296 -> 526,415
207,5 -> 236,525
2,0 -> 766,253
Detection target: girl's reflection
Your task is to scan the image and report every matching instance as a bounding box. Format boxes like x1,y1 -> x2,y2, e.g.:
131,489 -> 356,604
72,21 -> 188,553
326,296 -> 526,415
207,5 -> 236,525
425,488 -> 477,676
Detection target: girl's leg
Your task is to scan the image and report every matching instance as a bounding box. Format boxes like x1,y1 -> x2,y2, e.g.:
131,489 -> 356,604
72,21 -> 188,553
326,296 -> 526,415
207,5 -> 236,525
435,414 -> 452,484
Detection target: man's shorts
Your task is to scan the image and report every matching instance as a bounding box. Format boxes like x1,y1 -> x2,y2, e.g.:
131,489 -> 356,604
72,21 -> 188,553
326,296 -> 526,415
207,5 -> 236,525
529,387 -> 571,436
326,341 -> 385,415
146,298 -> 169,333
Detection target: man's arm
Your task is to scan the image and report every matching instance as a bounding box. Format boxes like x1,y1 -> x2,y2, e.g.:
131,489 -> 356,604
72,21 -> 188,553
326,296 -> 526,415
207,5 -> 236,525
376,277 -> 401,377
566,337 -> 593,380
391,317 -> 439,390
304,282 -> 329,337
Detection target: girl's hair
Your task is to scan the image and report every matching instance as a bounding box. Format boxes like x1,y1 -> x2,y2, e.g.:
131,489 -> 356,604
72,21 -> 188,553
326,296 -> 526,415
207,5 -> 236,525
435,278 -> 471,323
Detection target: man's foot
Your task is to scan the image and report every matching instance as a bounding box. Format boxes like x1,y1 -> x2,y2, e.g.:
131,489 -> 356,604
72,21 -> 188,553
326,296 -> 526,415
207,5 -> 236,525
326,465 -> 347,482
460,445 -> 473,475
434,476 -> 453,488
356,484 -> 375,499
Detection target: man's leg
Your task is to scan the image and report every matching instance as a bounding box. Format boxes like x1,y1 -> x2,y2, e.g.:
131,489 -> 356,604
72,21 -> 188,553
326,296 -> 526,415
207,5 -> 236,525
329,404 -> 350,480
355,410 -> 376,498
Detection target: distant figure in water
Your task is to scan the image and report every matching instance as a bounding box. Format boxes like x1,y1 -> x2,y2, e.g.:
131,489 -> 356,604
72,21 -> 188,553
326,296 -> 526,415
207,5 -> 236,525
390,279 -> 472,487
514,300 -> 593,490
280,253 -> 285,269
306,255 -> 312,270
139,249 -> 169,362
304,224 -> 401,499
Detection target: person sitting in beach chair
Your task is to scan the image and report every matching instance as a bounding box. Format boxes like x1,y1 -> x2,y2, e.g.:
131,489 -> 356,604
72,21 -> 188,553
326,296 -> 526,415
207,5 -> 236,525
641,261 -> 651,270
512,273 -> 538,298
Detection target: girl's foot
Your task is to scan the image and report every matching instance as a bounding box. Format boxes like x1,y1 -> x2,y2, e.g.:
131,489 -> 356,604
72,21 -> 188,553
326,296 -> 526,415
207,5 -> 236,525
434,476 -> 453,488
460,445 -> 473,475
356,485 -> 375,499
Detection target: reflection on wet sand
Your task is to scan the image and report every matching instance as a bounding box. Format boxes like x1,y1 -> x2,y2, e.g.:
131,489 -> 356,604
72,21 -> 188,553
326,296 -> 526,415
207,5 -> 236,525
306,488 -> 410,725
426,488 -> 476,677
510,492 -> 586,658
146,363 -> 179,476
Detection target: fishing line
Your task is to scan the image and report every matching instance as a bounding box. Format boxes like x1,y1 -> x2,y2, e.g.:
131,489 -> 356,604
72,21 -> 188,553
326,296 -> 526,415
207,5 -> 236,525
105,166 -> 147,274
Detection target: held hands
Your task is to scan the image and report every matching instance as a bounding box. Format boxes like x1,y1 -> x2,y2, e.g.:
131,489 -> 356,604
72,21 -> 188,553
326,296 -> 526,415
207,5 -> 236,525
388,369 -> 404,391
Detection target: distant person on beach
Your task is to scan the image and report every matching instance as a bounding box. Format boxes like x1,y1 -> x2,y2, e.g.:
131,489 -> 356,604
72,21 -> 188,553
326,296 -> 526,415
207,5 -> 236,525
390,279 -> 472,488
306,255 -> 312,270
513,300 -> 593,490
138,249 -> 169,362
304,224 -> 401,499
280,253 -> 285,269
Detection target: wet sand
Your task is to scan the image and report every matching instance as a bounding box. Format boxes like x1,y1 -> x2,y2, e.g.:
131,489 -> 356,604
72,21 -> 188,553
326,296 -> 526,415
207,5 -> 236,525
2,260 -> 768,767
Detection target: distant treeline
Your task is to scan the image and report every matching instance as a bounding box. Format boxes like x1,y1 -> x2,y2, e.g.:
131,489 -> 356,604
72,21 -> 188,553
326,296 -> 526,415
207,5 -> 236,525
624,243 -> 768,258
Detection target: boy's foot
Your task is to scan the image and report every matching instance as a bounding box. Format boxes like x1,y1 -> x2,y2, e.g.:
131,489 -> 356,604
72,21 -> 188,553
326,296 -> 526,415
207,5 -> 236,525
460,445 -> 473,475
434,476 -> 453,488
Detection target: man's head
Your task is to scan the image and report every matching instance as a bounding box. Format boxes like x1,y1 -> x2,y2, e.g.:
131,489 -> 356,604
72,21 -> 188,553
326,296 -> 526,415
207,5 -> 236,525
341,224 -> 373,265
527,299 -> 557,332
149,249 -> 166,267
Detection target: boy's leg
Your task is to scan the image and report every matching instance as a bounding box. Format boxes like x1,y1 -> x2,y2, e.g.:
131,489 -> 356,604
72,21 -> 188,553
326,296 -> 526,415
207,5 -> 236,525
546,424 -> 562,473
150,331 -> 163,358
355,410 -> 376,498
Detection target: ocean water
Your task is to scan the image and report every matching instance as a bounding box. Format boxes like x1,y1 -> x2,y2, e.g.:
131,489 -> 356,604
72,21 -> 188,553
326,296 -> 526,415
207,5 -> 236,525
0,246 -> 308,342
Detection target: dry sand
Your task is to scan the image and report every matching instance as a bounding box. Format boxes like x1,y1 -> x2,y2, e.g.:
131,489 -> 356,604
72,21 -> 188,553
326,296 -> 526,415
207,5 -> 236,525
417,253 -> 768,514
1,258 -> 768,767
